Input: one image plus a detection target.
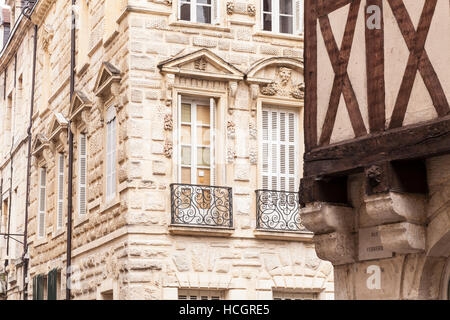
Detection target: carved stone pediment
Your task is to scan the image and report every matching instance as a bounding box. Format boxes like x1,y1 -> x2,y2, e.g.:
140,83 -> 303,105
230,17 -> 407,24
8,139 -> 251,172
70,90 -> 93,124
157,48 -> 245,81
32,134 -> 51,163
94,61 -> 121,98
48,112 -> 69,152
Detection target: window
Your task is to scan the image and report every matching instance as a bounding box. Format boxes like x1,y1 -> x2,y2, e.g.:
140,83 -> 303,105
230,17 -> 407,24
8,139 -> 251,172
56,153 -> 64,230
262,0 -> 303,34
178,96 -> 216,186
106,107 -> 117,202
178,289 -> 224,300
78,134 -> 87,215
273,291 -> 318,300
179,0 -> 219,24
77,0 -> 90,69
38,167 -> 47,238
261,107 -> 298,192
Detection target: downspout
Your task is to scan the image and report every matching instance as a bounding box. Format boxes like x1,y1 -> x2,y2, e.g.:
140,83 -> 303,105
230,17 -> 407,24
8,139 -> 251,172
22,23 -> 38,301
66,0 -> 76,301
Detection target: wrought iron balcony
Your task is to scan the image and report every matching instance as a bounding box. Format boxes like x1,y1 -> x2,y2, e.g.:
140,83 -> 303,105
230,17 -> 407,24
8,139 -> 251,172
255,189 -> 306,232
170,184 -> 233,228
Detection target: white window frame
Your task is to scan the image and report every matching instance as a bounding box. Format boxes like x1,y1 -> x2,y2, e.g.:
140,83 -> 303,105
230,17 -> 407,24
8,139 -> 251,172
78,133 -> 87,215
261,0 -> 303,35
56,154 -> 64,230
178,289 -> 224,300
260,106 -> 299,192
177,95 -> 216,186
178,0 -> 220,24
38,167 -> 47,238
105,106 -> 117,202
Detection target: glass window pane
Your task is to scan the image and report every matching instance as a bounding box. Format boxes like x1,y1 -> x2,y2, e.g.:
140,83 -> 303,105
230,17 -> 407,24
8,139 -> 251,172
197,5 -> 211,24
197,147 -> 210,166
180,3 -> 191,21
181,167 -> 191,184
196,104 -> 210,124
280,0 -> 293,14
197,169 -> 210,186
263,13 -> 272,31
181,103 -> 191,122
181,146 -> 191,165
197,127 -> 211,145
197,0 -> 211,4
263,0 -> 272,12
280,16 -> 293,34
181,125 -> 191,144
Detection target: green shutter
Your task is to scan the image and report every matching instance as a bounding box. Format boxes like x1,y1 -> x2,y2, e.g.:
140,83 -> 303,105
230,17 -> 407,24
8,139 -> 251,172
32,276 -> 37,300
37,275 -> 45,300
47,269 -> 58,300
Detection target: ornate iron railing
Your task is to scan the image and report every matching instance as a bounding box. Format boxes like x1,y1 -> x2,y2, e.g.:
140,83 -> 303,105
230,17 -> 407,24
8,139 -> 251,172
170,184 -> 233,228
255,189 -> 306,232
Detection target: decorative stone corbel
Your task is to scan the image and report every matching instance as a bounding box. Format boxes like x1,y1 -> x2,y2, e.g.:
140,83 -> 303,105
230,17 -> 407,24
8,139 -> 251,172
313,232 -> 356,265
164,114 -> 173,131
42,148 -> 54,167
164,73 -> 175,107
247,4 -> 256,16
250,84 -> 259,117
228,81 -> 238,115
226,1 -> 235,15
364,192 -> 426,225
164,141 -> 173,159
378,222 -> 426,254
300,202 -> 355,234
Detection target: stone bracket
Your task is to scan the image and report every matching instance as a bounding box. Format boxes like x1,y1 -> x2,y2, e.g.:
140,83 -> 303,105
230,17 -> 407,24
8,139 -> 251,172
300,202 -> 355,234
313,232 -> 356,265
378,222 -> 426,254
364,192 -> 426,225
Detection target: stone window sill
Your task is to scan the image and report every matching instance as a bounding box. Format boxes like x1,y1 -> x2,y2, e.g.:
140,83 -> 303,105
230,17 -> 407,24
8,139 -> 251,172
74,214 -> 89,228
253,31 -> 304,41
51,228 -> 65,240
100,196 -> 121,215
169,21 -> 231,33
253,229 -> 313,241
168,225 -> 234,237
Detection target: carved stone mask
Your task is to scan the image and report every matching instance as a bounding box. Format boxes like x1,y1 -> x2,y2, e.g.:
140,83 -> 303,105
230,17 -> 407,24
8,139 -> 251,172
279,67 -> 292,85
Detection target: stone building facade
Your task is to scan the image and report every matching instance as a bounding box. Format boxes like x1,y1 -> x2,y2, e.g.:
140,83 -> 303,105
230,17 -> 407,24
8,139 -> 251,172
0,0 -> 334,300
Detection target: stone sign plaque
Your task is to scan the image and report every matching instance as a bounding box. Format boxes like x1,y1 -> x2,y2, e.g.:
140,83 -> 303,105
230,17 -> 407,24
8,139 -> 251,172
359,227 -> 393,261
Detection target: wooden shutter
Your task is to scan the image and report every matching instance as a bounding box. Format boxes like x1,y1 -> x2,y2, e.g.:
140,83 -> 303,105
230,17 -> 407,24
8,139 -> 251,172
47,269 -> 58,300
32,276 -> 37,300
37,274 -> 45,300
294,0 -> 303,34
261,107 -> 298,191
38,168 -> 46,238
57,154 -> 64,229
78,134 -> 87,215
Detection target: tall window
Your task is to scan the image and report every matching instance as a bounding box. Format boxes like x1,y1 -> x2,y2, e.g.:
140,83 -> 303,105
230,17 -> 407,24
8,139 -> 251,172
261,107 -> 298,191
56,154 -> 64,230
106,107 -> 117,202
179,0 -> 219,24
178,96 -> 215,185
262,0 -> 303,34
78,134 -> 87,215
38,167 -> 47,238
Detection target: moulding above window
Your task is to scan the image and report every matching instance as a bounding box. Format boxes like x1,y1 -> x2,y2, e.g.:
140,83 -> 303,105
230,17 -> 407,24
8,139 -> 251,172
48,112 -> 69,152
31,134 -> 52,166
70,90 -> 92,127
94,62 -> 123,121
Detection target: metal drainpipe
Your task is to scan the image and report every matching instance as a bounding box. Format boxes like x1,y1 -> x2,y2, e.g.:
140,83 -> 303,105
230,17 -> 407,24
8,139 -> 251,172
66,0 -> 76,301
22,23 -> 38,301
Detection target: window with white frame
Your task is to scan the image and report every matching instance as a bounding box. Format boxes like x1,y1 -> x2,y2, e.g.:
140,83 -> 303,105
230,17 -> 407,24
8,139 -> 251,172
262,0 -> 303,34
273,291 -> 318,300
261,106 -> 298,192
178,289 -> 224,300
56,154 -> 64,230
106,106 -> 117,202
179,0 -> 220,24
38,167 -> 47,238
178,96 -> 216,186
78,134 -> 87,215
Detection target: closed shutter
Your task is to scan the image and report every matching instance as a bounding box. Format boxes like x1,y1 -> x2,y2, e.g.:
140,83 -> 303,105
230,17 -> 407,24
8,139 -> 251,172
261,107 -> 298,192
57,154 -> 64,229
37,275 -> 45,300
38,168 -> 46,238
32,276 -> 37,300
47,269 -> 58,300
78,134 -> 87,215
106,107 -> 117,201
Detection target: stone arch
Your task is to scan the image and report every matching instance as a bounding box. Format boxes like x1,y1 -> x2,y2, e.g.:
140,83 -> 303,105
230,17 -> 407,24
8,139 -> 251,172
246,56 -> 304,81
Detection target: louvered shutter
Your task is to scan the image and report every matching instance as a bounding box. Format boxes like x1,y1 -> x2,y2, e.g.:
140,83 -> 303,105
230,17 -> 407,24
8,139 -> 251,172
37,274 -> 45,300
57,154 -> 64,229
38,168 -> 46,238
47,269 -> 57,300
78,134 -> 87,215
212,0 -> 220,25
261,107 -> 298,192
32,276 -> 37,300
294,0 -> 303,34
